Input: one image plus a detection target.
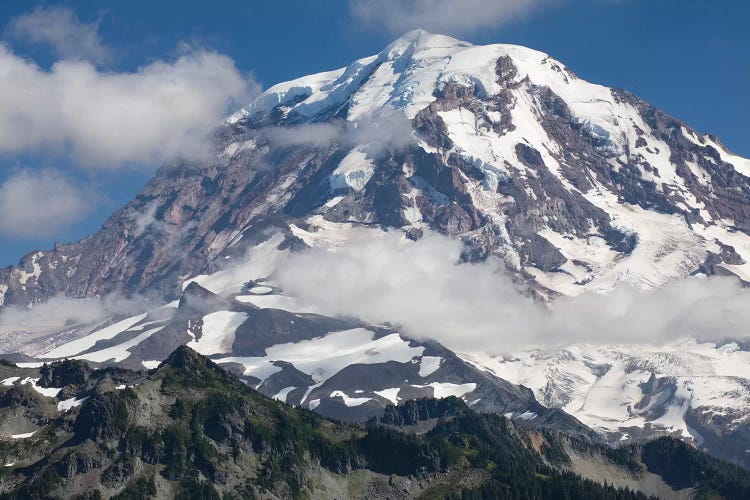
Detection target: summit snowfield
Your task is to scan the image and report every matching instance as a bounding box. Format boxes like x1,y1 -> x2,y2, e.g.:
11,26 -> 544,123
2,30 -> 750,465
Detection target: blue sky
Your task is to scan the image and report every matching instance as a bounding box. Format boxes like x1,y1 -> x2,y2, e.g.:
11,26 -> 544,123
0,0 -> 748,266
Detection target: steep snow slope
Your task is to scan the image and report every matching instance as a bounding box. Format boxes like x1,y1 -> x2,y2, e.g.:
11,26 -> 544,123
464,339 -> 750,466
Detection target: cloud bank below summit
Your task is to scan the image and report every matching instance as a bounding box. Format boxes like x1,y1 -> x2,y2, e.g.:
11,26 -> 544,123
0,294 -> 152,335
273,232 -> 750,353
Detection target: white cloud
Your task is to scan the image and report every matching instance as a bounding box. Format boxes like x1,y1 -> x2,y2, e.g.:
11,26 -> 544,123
264,122 -> 343,147
350,0 -> 557,36
6,6 -> 112,64
0,169 -> 93,238
0,43 -> 258,167
347,110 -> 415,149
545,279 -> 748,347
274,231 -> 750,353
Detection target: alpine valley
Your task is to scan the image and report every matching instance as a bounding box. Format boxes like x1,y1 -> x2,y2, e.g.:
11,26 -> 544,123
2,30 -> 750,498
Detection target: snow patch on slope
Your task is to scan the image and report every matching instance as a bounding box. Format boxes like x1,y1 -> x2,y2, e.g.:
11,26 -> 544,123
187,311 -> 248,355
414,382 -> 476,398
19,377 -> 61,398
43,314 -> 148,358
72,326 -> 165,363
57,396 -> 88,412
272,386 -> 297,404
330,390 -> 372,407
330,147 -> 375,191
215,328 -> 423,385
419,356 -> 442,377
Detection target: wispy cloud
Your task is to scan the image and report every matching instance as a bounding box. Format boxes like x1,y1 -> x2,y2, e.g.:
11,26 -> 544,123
6,6 -> 112,64
274,231 -> 750,353
0,294 -> 152,335
350,0 -> 557,36
0,169 -> 94,238
262,109 -> 415,152
129,202 -> 198,260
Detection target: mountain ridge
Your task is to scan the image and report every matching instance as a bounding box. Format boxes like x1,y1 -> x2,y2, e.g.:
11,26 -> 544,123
2,346 -> 749,499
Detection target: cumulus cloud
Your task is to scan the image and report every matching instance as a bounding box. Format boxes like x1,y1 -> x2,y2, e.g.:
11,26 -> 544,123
274,231 -> 750,353
6,6 -> 112,64
0,43 -> 258,166
0,169 -> 93,238
350,0 -> 557,36
262,109 -> 415,152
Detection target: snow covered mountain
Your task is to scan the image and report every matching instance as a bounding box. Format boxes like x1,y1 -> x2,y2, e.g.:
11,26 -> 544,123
2,30 -> 750,465
4,30 -> 750,308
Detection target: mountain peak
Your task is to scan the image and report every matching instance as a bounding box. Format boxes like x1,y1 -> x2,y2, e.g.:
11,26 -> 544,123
160,345 -> 205,370
381,29 -> 471,58
231,31 -> 549,124
157,346 -> 240,389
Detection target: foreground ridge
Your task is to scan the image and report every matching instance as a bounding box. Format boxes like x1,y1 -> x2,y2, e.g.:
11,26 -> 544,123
1,347 -> 749,499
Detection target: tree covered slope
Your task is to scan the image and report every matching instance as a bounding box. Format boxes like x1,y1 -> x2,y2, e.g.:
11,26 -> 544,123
1,347 -> 748,499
